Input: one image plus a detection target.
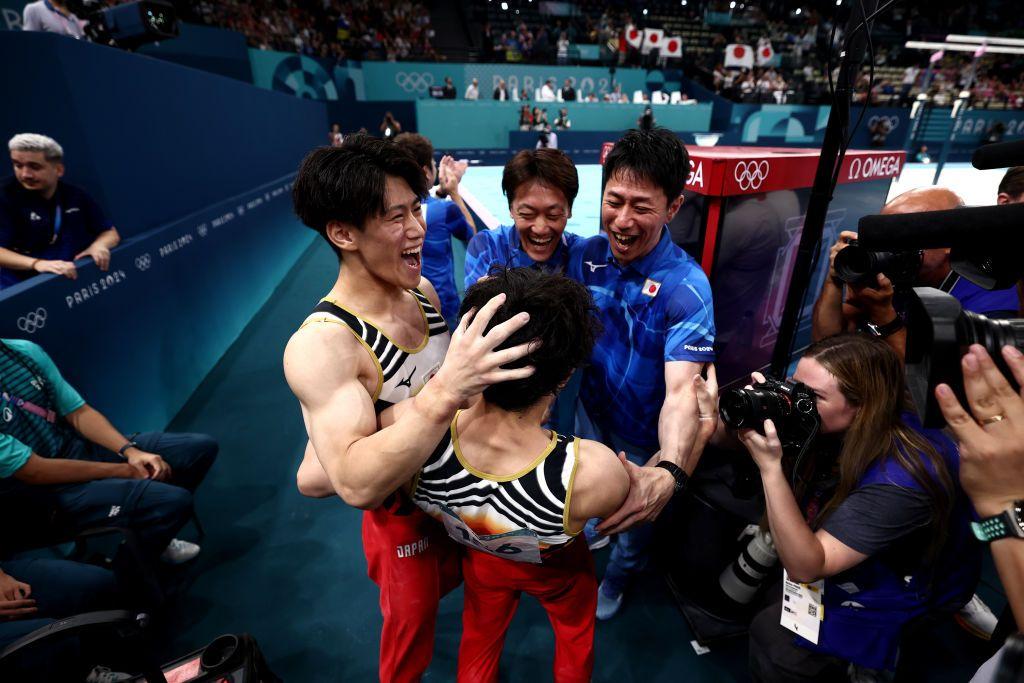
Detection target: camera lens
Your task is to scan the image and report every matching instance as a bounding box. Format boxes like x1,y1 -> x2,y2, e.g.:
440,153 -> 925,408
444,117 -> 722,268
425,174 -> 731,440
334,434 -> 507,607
958,311 -> 1024,388
720,387 -> 793,429
834,244 -> 876,286
835,245 -> 922,287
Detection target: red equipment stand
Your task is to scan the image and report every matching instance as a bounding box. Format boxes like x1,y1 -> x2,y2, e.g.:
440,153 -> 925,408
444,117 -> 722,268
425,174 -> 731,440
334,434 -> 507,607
600,144 -> 906,385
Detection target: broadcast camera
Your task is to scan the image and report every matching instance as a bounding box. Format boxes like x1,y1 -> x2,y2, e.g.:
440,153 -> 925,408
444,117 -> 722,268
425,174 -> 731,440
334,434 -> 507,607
855,138 -> 1024,427
833,239 -> 922,288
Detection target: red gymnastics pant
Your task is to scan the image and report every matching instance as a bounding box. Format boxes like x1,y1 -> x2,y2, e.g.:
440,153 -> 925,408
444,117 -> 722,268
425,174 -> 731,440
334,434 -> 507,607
458,538 -> 597,683
362,495 -> 462,683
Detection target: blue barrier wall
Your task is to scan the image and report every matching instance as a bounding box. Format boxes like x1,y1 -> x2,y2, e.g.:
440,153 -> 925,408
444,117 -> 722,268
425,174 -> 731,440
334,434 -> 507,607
418,101 -> 712,148
716,104 -> 911,150
0,32 -> 325,430
139,23 -> 252,83
0,32 -> 325,240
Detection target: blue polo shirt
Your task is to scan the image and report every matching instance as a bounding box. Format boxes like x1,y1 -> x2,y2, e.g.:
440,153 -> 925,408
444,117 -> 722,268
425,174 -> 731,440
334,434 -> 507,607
463,224 -> 579,289
0,178 -> 113,287
422,195 -> 474,326
949,276 -> 1018,317
568,228 -> 716,448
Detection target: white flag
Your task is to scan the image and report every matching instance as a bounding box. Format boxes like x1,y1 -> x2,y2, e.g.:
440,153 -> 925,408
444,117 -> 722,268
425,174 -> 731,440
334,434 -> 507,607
662,36 -> 683,58
625,24 -> 643,49
756,42 -> 775,66
642,28 -> 664,55
725,44 -> 754,69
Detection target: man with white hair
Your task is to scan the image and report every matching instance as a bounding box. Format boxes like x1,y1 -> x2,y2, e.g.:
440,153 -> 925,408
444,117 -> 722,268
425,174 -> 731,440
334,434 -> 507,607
0,134 -> 121,288
465,77 -> 480,101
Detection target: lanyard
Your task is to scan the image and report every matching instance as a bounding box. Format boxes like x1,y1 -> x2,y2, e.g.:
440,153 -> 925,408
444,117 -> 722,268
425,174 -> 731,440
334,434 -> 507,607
1,392 -> 57,424
50,204 -> 62,245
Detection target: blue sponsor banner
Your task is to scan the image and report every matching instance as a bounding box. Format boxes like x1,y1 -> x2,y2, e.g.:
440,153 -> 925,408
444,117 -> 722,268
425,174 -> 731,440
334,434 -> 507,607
718,104 -> 910,149
0,175 -> 313,432
249,49 -> 367,101
363,61 -> 650,101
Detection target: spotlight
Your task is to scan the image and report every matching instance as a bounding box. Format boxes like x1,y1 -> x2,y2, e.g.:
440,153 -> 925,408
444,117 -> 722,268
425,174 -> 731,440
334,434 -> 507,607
729,1 -> 736,8
643,8 -> 648,15
500,1 -> 507,8
795,7 -> 802,14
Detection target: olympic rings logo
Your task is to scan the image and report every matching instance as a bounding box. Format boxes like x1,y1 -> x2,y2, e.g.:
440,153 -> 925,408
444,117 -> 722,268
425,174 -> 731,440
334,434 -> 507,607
734,160 -> 770,191
868,115 -> 899,131
395,71 -> 434,92
17,307 -> 48,334
135,254 -> 152,271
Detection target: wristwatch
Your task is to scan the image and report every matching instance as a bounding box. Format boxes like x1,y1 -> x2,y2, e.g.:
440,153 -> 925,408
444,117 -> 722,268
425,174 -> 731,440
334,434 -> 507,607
971,501 -> 1024,542
863,316 -> 905,338
117,440 -> 139,460
655,461 -> 689,494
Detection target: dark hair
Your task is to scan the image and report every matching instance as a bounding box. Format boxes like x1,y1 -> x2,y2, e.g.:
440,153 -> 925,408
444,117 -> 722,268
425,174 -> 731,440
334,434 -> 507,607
501,149 -> 579,210
602,127 -> 689,205
999,166 -> 1024,199
393,132 -> 434,169
458,267 -> 602,412
292,134 -> 426,257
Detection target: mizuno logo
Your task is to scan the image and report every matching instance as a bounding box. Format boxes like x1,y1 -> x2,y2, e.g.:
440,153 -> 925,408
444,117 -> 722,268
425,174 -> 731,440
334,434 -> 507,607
397,366 -> 416,389
584,261 -> 608,273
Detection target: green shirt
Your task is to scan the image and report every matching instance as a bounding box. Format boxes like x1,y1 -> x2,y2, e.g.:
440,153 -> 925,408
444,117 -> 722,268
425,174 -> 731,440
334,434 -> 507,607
0,339 -> 85,478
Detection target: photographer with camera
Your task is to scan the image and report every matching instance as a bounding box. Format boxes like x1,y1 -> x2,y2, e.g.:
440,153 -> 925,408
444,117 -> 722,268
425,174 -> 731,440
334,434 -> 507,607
734,334 -> 980,681
812,188 -> 1020,360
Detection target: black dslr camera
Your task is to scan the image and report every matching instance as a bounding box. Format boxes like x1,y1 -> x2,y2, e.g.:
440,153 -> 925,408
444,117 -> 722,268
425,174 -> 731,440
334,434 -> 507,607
833,239 -> 922,288
720,377 -> 821,451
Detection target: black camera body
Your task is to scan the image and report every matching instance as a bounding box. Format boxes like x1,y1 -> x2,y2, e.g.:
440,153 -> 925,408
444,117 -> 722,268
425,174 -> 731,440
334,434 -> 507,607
720,377 -> 821,451
833,239 -> 922,288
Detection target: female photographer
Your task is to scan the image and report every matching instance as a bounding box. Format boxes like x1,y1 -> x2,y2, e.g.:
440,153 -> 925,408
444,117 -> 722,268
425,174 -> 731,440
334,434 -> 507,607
738,334 -> 980,681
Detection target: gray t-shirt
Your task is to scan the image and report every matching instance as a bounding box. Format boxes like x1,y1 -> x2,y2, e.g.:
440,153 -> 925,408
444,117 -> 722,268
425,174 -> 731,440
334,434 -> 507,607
23,1 -> 85,39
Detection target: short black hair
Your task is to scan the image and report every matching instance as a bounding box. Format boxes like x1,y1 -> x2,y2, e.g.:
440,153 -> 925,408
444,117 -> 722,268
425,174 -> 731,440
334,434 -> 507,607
459,267 -> 602,412
393,132 -> 434,169
292,134 -> 427,257
502,148 -> 579,210
999,166 -> 1024,199
602,127 -> 689,205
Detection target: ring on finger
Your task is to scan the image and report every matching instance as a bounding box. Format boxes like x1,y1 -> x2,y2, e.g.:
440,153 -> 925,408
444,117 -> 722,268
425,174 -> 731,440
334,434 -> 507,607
979,414 -> 1006,426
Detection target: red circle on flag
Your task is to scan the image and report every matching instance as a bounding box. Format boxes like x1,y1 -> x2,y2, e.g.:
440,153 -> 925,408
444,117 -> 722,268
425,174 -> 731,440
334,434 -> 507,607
761,47 -> 771,58
668,40 -> 679,52
648,284 -> 657,293
629,29 -> 640,40
732,45 -> 746,58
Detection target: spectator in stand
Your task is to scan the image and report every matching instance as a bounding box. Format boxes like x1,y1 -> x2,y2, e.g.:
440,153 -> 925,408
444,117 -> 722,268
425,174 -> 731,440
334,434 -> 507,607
0,339 -> 218,568
537,127 -> 558,150
1,134 -> 120,289
393,133 -> 476,326
379,111 -> 402,139
519,105 -> 534,131
638,106 -> 655,131
561,78 -> 577,102
22,0 -> 84,39
554,108 -> 572,130
533,108 -> 549,131
539,78 -> 557,102
465,78 -> 480,101
442,76 -> 456,99
494,78 -> 509,101
519,88 -> 531,102
328,123 -> 344,147
557,31 -> 570,65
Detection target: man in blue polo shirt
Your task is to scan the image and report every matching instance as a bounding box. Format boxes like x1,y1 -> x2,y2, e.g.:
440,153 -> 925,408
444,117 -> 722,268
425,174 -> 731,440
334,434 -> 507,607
463,148 -> 580,287
568,127 -> 715,620
394,132 -> 476,326
0,133 -> 121,288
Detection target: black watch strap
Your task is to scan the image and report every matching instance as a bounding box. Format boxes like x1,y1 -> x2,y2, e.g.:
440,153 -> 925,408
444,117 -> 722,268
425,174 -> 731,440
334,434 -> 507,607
117,440 -> 138,460
863,316 -> 905,338
656,461 -> 689,494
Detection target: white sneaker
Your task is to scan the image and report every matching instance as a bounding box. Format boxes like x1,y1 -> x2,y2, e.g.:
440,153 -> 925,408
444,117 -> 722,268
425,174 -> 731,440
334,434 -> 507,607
160,538 -> 200,564
85,666 -> 133,683
955,593 -> 998,640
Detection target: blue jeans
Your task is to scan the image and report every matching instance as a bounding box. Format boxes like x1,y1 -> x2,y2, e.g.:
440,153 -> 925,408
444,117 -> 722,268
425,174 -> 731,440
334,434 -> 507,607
575,403 -> 657,598
63,431 -> 218,493
0,558 -> 120,681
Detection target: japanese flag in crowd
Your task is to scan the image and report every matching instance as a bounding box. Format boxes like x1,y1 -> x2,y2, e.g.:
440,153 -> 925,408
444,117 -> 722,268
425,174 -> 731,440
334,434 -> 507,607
642,28 -> 664,55
662,36 -> 683,58
756,41 -> 775,66
625,24 -> 643,49
725,44 -> 754,69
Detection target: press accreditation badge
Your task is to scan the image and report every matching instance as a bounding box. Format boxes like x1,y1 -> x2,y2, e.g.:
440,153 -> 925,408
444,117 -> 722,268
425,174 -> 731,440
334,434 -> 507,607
781,569 -> 824,644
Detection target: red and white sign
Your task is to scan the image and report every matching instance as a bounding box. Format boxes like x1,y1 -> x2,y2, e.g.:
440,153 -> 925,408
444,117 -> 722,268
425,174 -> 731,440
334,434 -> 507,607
756,42 -> 775,66
725,44 -> 754,69
625,25 -> 643,49
642,28 -> 664,55
662,36 -> 683,58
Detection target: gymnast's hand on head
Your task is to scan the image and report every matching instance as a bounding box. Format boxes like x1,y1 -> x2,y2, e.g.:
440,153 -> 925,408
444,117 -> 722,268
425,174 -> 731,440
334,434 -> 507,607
428,292 -> 538,406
